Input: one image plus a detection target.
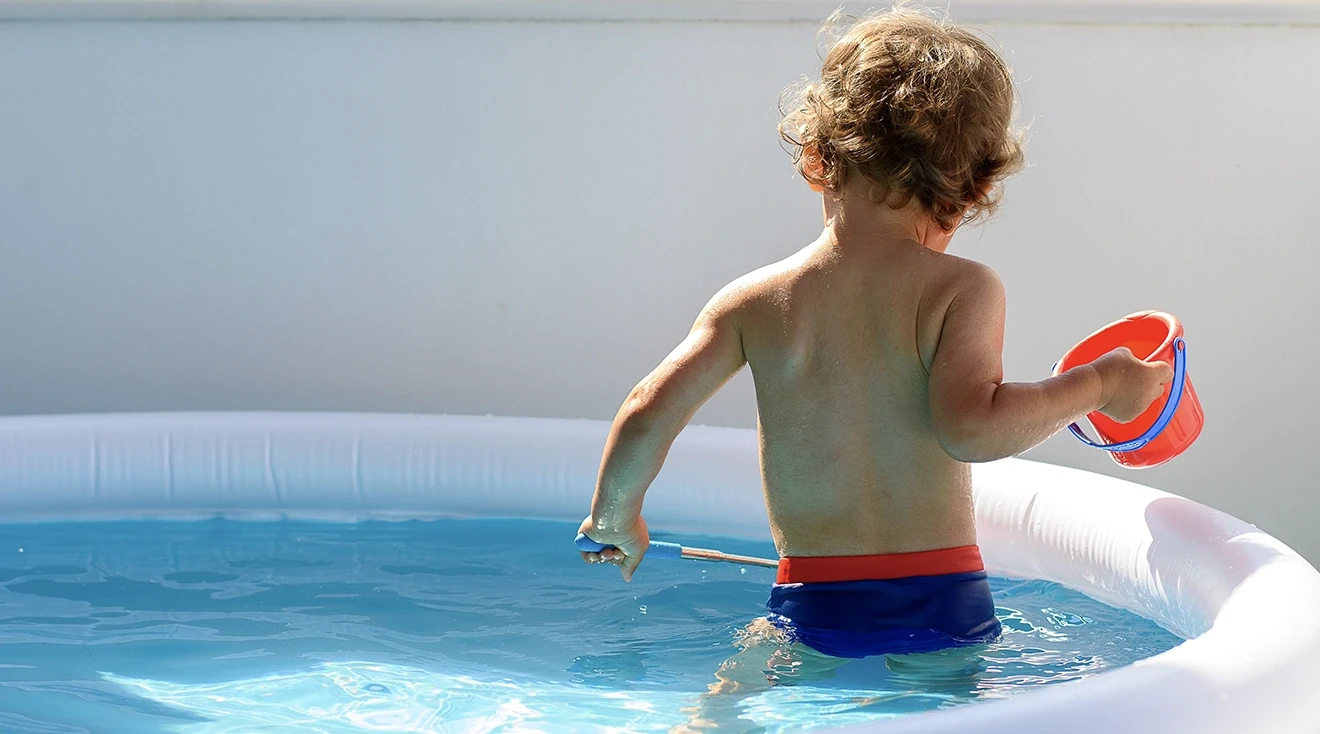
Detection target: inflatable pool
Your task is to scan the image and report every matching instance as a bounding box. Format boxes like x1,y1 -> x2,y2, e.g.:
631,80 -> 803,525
0,412 -> 1316,732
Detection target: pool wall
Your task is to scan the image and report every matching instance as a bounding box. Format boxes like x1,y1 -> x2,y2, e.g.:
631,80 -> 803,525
1,411 -> 1318,733
0,3 -> 1317,564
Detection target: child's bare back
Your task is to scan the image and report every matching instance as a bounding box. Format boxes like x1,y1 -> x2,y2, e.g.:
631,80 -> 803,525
724,227 -> 983,557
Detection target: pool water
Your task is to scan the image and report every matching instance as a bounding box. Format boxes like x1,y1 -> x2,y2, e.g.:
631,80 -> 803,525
0,518 -> 1181,733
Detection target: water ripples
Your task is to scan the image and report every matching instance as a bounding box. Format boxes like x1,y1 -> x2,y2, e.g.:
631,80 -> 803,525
0,519 -> 1182,732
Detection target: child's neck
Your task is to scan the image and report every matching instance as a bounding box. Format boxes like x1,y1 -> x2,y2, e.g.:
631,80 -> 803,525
820,189 -> 956,255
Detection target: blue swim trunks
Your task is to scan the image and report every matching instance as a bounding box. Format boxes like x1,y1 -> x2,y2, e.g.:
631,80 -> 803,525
766,545 -> 1001,658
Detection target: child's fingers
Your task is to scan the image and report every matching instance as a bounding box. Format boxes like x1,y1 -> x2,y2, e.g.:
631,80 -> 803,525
580,543 -> 639,576
620,552 -> 643,583
1151,361 -> 1175,383
580,549 -> 625,565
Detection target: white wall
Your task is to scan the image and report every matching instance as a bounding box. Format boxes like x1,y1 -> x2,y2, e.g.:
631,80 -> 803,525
1,12 -> 1317,562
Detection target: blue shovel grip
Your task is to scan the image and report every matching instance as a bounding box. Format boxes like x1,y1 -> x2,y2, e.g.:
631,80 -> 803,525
1066,337 -> 1187,453
574,533 -> 683,561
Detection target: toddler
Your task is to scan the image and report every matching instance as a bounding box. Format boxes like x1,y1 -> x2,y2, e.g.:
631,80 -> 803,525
578,7 -> 1171,663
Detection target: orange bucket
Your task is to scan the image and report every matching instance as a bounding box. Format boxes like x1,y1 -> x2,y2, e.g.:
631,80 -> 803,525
1053,311 -> 1203,469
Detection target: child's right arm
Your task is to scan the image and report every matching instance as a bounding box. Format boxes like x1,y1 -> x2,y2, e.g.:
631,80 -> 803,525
927,264 -> 1173,463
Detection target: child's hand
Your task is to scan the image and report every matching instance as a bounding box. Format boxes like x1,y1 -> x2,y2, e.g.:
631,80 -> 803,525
1092,347 -> 1175,424
577,515 -> 650,582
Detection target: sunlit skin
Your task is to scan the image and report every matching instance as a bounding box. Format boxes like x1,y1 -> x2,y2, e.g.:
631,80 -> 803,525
577,173 -> 1172,580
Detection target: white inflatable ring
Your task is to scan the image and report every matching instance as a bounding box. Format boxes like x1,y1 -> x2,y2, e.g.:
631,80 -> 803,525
0,412 -> 1317,733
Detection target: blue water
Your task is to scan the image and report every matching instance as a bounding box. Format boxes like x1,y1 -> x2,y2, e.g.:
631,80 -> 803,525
0,519 -> 1182,733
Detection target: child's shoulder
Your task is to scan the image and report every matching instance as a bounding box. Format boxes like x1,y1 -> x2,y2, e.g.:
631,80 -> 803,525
702,253 -> 808,314
918,250 -> 1004,305
910,252 -> 1006,372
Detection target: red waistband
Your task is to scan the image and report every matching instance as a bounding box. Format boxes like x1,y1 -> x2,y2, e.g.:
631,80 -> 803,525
775,545 -> 986,584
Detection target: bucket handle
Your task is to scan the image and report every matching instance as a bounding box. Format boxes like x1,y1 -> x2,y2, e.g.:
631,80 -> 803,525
1064,337 -> 1187,453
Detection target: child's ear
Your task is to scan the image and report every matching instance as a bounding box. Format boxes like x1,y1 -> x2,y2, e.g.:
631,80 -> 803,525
803,145 -> 826,193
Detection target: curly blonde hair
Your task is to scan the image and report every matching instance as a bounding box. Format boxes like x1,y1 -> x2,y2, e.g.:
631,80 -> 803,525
779,7 -> 1025,229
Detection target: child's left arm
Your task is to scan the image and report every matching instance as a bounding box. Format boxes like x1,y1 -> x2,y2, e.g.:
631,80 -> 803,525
579,287 -> 748,581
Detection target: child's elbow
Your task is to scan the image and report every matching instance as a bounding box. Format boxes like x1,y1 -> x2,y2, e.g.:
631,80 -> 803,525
619,392 -> 660,434
939,436 -> 998,464
935,415 -> 1002,464
617,385 -> 676,440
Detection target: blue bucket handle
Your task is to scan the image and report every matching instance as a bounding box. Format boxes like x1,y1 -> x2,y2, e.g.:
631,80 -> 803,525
1063,337 -> 1186,453
574,533 -> 684,561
